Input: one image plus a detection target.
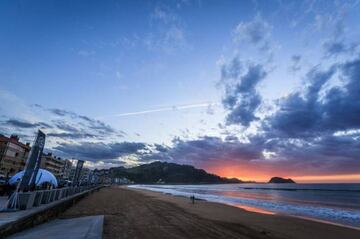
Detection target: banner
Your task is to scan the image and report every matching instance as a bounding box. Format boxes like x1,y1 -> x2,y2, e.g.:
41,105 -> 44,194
72,160 -> 84,186
17,130 -> 46,192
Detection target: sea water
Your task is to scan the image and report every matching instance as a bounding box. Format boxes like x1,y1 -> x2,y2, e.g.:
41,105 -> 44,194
129,183 -> 360,228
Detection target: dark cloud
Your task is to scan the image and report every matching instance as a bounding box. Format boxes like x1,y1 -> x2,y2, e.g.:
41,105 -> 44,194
4,119 -> 52,129
1,105 -> 125,142
141,131 -> 360,176
143,136 -> 263,165
47,132 -> 98,139
220,57 -> 243,81
47,116 -> 121,141
49,108 -> 72,117
221,61 -> 267,126
264,66 -> 336,138
54,141 -> 147,161
224,135 -> 238,142
324,57 -> 360,130
246,55 -> 360,174
264,56 -> 360,138
260,133 -> 360,175
323,39 -> 358,57
323,40 -> 347,56
48,108 -> 117,135
52,120 -> 80,132
87,120 -> 116,134
154,144 -> 169,153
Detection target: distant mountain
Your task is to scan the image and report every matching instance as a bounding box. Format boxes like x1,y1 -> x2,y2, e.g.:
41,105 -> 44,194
110,161 -> 242,184
268,177 -> 296,183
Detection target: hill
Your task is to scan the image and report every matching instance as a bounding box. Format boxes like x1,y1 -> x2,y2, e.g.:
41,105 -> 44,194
268,177 -> 296,183
110,161 -> 242,184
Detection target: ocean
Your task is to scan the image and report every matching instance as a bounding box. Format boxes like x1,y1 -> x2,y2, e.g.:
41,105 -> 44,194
129,183 -> 360,228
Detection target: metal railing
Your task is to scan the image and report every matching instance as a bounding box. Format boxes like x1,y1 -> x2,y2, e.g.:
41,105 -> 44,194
5,185 -> 101,211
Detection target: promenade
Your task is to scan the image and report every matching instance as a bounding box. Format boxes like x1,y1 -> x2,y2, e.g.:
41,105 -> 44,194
0,186 -> 102,238
8,215 -> 103,239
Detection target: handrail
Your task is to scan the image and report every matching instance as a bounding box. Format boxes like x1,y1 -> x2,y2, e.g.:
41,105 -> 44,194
4,185 -> 102,211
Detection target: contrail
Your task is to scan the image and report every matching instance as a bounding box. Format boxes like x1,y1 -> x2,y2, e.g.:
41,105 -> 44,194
98,102 -> 218,118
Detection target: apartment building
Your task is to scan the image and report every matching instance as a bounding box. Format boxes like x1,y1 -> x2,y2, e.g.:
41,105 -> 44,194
0,135 -> 30,177
40,153 -> 65,178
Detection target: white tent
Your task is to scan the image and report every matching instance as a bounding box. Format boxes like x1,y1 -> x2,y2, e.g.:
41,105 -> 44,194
9,169 -> 58,188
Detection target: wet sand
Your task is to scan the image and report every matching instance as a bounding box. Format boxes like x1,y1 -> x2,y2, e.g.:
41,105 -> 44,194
61,186 -> 360,239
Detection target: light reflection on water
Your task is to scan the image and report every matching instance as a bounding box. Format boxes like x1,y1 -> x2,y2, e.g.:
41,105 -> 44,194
232,204 -> 275,215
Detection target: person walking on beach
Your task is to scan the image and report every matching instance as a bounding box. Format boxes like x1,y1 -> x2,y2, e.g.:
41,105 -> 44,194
190,195 -> 195,204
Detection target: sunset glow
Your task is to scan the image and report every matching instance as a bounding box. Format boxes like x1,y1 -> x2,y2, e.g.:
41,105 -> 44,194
205,164 -> 360,183
1,0 -> 360,183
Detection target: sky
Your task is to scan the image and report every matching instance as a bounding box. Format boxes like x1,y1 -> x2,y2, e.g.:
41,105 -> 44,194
1,0 -> 360,182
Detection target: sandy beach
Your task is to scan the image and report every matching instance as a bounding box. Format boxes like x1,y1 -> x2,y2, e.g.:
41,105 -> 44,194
61,186 -> 360,239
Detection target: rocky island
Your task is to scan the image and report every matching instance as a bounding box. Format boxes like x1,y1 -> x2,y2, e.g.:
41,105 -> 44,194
268,177 -> 296,183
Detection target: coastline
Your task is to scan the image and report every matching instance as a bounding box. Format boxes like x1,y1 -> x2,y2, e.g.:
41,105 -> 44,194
196,195 -> 360,231
61,186 -> 360,239
129,183 -> 360,228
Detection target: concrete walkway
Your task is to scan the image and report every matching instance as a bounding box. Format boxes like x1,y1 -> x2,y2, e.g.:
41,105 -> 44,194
7,215 -> 104,239
0,199 -> 56,227
0,193 -> 80,228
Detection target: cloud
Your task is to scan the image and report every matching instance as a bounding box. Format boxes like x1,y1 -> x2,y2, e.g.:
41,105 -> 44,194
145,6 -> 189,53
313,2 -> 359,58
143,55 -> 360,178
141,136 -> 263,166
322,39 -> 358,57
4,119 -> 52,129
151,6 -> 178,24
263,66 -> 335,138
289,55 -> 302,72
233,15 -> 273,52
230,55 -> 360,175
206,104 -> 215,115
221,59 -> 267,126
264,55 -> 360,138
142,130 -> 360,177
1,102 -> 124,144
261,133 -> 360,175
154,143 -> 169,153
54,141 -> 147,162
47,132 -> 98,139
45,107 -> 118,135
323,40 -> 347,56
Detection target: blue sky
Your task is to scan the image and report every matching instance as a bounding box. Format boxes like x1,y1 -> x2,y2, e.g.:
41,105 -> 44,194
1,0 -> 360,181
